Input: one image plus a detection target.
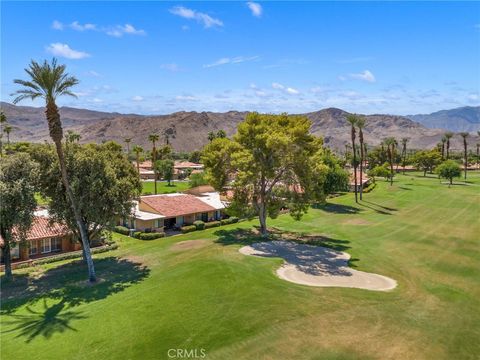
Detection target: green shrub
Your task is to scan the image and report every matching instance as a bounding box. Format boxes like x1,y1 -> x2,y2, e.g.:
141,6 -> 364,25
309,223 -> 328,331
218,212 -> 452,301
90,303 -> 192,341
114,225 -> 130,235
193,220 -> 205,230
138,232 -> 165,240
229,216 -> 239,223
181,225 -> 197,233
132,231 -> 141,239
205,221 -> 221,229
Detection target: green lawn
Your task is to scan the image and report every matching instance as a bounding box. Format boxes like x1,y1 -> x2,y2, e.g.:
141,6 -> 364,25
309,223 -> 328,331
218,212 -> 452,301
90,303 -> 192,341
2,172 -> 479,359
141,180 -> 190,194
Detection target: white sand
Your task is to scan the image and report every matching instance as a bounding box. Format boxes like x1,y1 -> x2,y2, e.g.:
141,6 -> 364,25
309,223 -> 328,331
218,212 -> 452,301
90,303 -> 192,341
239,241 -> 397,291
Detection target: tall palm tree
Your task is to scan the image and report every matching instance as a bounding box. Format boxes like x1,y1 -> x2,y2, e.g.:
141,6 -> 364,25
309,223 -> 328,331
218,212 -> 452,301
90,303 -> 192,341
3,124 -> 12,146
356,116 -> 366,200
445,132 -> 454,159
476,142 -> 480,170
401,138 -> 409,174
148,133 -> 160,194
440,136 -> 447,160
384,137 -> 396,185
459,132 -> 469,180
124,138 -> 132,154
363,142 -> 368,167
0,111 -> 6,157
132,144 -> 143,174
346,114 -> 358,202
12,58 -> 96,282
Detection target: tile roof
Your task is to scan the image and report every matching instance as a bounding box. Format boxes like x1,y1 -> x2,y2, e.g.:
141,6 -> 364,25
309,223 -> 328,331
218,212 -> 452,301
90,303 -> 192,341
138,160 -> 153,169
13,216 -> 70,242
141,193 -> 216,218
174,161 -> 204,169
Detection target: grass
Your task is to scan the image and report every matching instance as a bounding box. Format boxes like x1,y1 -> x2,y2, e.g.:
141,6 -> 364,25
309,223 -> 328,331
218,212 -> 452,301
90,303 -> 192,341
2,172 -> 479,359
141,180 -> 190,194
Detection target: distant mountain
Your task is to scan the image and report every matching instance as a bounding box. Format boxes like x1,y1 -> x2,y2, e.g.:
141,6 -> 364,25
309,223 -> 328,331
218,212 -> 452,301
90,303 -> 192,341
407,106 -> 480,132
2,102 -> 478,152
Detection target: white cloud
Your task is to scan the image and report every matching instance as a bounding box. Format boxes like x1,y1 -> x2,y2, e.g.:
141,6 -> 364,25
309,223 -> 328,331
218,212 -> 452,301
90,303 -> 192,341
86,70 -> 101,77
52,20 -> 64,30
349,70 -> 376,83
467,94 -> 479,102
106,24 -> 146,37
170,6 -> 223,28
271,82 -> 299,95
161,63 -> 181,72
46,43 -> 90,59
175,95 -> 198,101
70,21 -> 97,31
203,56 -> 259,68
247,2 -> 263,17
132,96 -> 144,101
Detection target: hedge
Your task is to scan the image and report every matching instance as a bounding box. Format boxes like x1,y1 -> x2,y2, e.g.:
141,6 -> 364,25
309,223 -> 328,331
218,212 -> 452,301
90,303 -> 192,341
193,220 -> 205,230
114,226 -> 130,235
181,225 -> 197,233
204,221 -> 221,229
137,232 -> 165,240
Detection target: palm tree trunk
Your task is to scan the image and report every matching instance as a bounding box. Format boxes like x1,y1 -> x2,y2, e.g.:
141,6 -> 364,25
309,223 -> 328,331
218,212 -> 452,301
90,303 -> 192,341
152,143 -> 157,195
351,128 -> 358,203
464,140 -> 467,180
446,141 -> 450,159
359,131 -> 364,200
388,146 -> 394,185
46,101 -> 96,282
136,153 -> 140,174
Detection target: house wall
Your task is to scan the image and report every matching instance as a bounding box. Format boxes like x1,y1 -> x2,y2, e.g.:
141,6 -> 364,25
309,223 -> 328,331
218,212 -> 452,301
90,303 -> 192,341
135,219 -> 164,232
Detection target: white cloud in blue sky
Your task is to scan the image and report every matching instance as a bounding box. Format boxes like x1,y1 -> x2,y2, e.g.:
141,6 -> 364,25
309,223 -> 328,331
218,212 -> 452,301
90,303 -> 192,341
247,2 -> 262,17
203,56 -> 259,68
169,6 -> 223,28
52,20 -> 146,37
46,43 -> 90,59
349,70 -> 376,83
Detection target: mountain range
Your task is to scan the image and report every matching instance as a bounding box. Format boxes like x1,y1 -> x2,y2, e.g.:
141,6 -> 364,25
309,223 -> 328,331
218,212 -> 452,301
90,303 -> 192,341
1,102 -> 478,152
407,106 -> 480,132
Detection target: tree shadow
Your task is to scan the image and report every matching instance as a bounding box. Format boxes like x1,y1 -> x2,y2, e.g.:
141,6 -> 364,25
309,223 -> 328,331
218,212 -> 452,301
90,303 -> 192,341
398,186 -> 412,191
2,299 -> 87,343
361,200 -> 398,212
319,203 -> 362,214
1,257 -> 150,315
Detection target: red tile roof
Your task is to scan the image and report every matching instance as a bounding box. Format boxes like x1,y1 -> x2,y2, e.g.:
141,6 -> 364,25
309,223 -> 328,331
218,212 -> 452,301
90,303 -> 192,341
174,161 -> 204,169
138,160 -> 153,169
14,216 -> 70,242
141,194 -> 216,218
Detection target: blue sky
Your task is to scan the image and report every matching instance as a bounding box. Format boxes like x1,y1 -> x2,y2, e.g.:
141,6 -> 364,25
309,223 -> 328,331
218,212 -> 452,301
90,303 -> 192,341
1,1 -> 479,115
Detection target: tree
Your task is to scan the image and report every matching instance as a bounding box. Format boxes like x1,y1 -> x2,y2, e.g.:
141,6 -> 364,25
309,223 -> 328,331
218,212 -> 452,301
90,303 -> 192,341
440,136 -> 447,160
346,114 -> 359,202
124,138 -> 132,154
0,111 -> 6,157
3,124 -> 12,146
132,145 -> 143,174
0,153 -> 38,280
383,137 -> 396,185
401,138 -> 409,173
207,131 -> 216,142
66,130 -> 81,143
459,132 -> 469,180
413,150 -> 442,176
436,160 -> 461,187
189,172 -> 208,188
357,116 -> 366,200
148,133 -> 160,194
189,150 -> 202,163
155,159 -> 174,186
216,129 -> 227,138
202,113 -> 326,236
445,132 -> 453,159
12,58 -> 97,282
476,142 -> 480,169
368,163 -> 391,181
32,142 -> 141,243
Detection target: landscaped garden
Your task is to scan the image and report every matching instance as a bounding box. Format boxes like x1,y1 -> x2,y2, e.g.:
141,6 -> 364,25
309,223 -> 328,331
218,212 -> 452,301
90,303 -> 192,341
141,180 -> 191,195
2,172 -> 479,360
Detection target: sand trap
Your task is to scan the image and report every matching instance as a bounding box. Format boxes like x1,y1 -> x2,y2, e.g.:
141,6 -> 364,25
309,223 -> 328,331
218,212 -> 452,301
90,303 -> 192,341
239,241 -> 396,291
171,240 -> 208,251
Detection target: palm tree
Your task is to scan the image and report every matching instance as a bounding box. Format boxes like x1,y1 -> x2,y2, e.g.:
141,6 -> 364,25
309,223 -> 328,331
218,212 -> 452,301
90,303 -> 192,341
346,114 -> 358,202
148,133 -> 160,194
356,116 -> 366,200
476,142 -> 480,170
124,138 -> 132,154
0,111 -> 6,157
363,142 -> 368,167
384,137 -> 396,185
207,131 -> 216,142
401,138 -> 409,174
12,58 -> 96,282
132,145 -> 143,174
459,132 -> 469,180
3,124 -> 12,146
440,136 -> 447,160
445,132 -> 454,159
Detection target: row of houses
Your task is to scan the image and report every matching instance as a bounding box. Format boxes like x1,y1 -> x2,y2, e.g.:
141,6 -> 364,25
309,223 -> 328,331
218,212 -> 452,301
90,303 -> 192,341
138,160 -> 204,180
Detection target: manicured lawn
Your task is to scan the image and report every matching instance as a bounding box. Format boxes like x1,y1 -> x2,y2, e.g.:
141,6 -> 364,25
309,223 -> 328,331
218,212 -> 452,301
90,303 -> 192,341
2,172 -> 479,359
141,180 -> 190,194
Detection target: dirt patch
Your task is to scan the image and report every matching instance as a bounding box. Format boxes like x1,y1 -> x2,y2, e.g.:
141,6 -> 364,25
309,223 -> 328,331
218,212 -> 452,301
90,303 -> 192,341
170,240 -> 209,251
343,218 -> 373,226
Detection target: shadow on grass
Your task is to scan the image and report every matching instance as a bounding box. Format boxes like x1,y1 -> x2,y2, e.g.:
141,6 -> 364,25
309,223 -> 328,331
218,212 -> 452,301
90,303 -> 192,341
319,203 -> 362,214
213,227 -> 351,252
1,257 -> 150,315
361,200 -> 398,212
398,186 -> 413,191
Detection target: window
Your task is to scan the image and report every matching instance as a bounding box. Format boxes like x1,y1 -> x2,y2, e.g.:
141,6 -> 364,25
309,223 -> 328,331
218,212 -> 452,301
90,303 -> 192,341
40,238 -> 51,253
29,241 -> 38,255
155,219 -> 162,228
51,238 -> 62,252
10,246 -> 20,259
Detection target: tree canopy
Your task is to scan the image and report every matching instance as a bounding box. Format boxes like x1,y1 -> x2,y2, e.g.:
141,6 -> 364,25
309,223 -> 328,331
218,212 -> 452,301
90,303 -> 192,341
436,160 -> 461,187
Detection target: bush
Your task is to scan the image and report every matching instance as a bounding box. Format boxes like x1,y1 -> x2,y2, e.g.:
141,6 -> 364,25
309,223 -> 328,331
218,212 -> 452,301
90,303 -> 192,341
362,182 -> 377,194
193,220 -> 205,230
205,221 -> 221,229
181,225 -> 197,233
114,225 -> 130,235
229,216 -> 239,223
138,232 -> 165,240
133,231 -> 141,239
221,217 -> 239,225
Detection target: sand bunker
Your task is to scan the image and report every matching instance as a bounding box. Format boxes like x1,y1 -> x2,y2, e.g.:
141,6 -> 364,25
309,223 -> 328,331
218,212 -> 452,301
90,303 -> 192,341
239,241 -> 396,291
170,240 -> 208,251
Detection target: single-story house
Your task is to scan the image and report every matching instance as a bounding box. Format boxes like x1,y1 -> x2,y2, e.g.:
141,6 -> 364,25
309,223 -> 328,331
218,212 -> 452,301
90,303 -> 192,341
118,192 -> 226,232
349,170 -> 370,192
0,210 -> 81,265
